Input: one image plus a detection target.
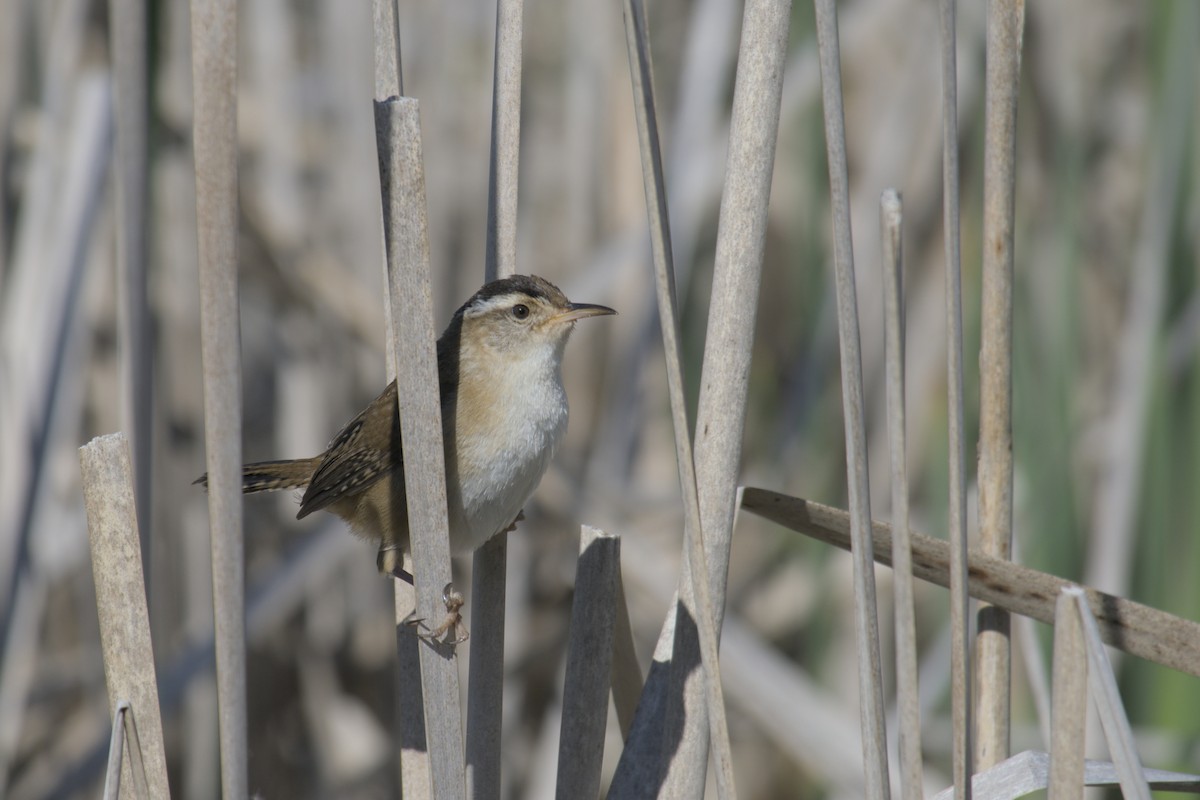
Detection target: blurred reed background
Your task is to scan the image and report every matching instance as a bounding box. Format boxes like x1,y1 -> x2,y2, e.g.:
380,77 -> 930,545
0,0 -> 1197,797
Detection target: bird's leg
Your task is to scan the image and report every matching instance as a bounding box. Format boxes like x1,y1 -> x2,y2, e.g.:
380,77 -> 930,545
377,544 -> 415,584
408,583 -> 468,644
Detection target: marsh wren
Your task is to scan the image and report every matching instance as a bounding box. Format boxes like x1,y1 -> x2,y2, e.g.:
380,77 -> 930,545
198,274 -> 614,615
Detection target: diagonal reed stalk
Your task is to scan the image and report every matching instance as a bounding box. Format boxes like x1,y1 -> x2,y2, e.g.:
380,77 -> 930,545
619,0 -> 736,787
1071,588 -> 1151,799
189,0 -> 248,795
811,0 -> 891,795
376,95 -> 467,798
741,489 -> 1200,679
610,0 -> 796,792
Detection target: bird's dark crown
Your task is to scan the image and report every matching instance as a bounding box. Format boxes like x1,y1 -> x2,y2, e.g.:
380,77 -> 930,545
461,274 -> 567,314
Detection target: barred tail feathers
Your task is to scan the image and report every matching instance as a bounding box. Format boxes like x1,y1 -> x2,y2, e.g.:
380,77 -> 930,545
194,457 -> 320,494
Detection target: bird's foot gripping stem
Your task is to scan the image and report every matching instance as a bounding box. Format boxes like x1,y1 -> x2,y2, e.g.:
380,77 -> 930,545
405,582 -> 468,645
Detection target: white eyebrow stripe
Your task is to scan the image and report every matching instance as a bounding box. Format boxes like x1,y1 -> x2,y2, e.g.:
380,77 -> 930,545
467,294 -> 529,316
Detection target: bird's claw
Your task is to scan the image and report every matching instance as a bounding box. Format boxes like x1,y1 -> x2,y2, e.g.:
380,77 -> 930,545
405,582 -> 468,645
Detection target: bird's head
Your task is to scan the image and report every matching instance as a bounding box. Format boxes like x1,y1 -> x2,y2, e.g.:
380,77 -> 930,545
454,274 -> 616,362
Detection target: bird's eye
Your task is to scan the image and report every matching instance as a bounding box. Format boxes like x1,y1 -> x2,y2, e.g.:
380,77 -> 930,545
511,304 -> 530,320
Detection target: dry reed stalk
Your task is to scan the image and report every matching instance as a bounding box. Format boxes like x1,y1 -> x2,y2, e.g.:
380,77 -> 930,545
373,0 -> 403,97
375,96 -> 466,798
554,527 -> 619,798
1047,589 -> 1085,799
467,534 -> 506,798
467,0 -> 524,791
101,703 -> 132,800
483,0 -> 521,281
811,1 -> 890,795
934,0 -> 972,793
929,750 -> 1199,800
189,0 -> 247,794
108,0 -> 152,565
881,189 -> 923,800
619,530 -> 882,794
975,0 -> 1025,772
23,524 -> 363,797
1071,590 -> 1151,799
741,489 -> 1200,679
80,434 -> 170,799
367,8 -> 431,791
609,569 -> 642,741
608,0 -> 738,794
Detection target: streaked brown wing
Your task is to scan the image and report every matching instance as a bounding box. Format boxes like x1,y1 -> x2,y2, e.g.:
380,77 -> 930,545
298,382 -> 402,518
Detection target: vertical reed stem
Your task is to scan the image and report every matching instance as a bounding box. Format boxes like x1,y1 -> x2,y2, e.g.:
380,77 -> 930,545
812,1 -> 891,795
468,0 -> 523,791
376,96 -> 466,798
935,0 -> 972,793
881,190 -> 923,800
369,5 -> 430,792
189,0 -> 247,793
108,0 -> 152,566
975,0 -> 1024,771
1047,590 -> 1085,799
554,527 -> 619,799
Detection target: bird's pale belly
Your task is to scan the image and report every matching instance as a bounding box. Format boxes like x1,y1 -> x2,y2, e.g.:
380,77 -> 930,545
447,391 -> 567,553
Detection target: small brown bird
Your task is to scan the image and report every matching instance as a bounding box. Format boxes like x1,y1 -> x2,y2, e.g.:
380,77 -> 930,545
198,275 -> 614,612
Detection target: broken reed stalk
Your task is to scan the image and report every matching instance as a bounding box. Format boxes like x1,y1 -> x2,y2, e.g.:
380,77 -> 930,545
108,0 -> 152,566
554,527 -> 619,799
101,702 -> 129,800
1047,589 -> 1085,799
811,1 -> 890,795
468,0 -> 524,791
80,434 -> 170,799
929,751 -> 1200,800
611,0 -> 736,794
189,0 -> 248,794
609,569 -> 642,740
620,528 -> 870,792
1072,591 -> 1151,799
881,190 -> 923,800
976,0 -> 1024,771
375,96 -> 466,798
935,0 -> 973,793
740,489 -> 1200,679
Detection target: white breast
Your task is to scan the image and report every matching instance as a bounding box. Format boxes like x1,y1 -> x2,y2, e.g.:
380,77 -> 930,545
446,341 -> 569,553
